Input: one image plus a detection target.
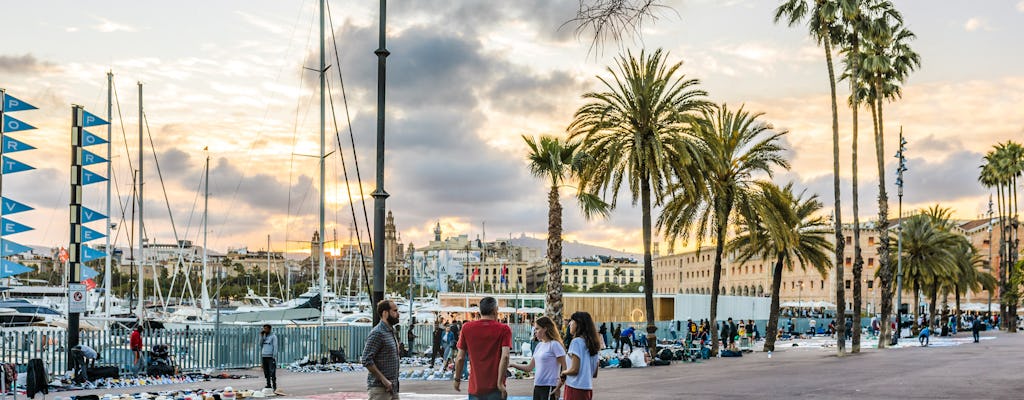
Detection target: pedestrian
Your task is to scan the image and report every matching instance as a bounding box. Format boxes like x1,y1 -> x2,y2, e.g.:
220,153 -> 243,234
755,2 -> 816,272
259,324 -> 282,395
669,320 -> 678,340
129,326 -> 143,375
560,311 -> 599,400
598,323 -> 608,349
844,318 -> 853,341
510,316 -> 566,400
618,325 -> 634,355
809,318 -> 817,337
407,325 -> 418,357
971,316 -> 982,343
728,318 -> 737,346
720,321 -> 729,347
612,324 -> 622,353
431,324 -> 444,367
442,325 -> 455,369
362,299 -> 401,400
687,319 -> 696,341
918,325 -> 931,347
453,296 -> 512,400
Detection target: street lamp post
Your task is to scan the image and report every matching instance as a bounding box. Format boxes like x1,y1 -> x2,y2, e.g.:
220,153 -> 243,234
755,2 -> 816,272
893,130 -> 908,345
987,196 -> 993,317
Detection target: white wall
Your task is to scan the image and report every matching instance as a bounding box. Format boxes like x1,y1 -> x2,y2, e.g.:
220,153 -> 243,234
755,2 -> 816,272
673,294 -> 771,321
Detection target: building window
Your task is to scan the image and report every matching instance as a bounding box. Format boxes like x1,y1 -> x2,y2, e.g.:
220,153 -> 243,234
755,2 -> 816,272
845,257 -> 852,266
573,269 -> 578,275
845,236 -> 852,245
868,237 -> 875,245
573,277 -> 578,284
867,280 -> 874,289
583,277 -> 588,284
845,280 -> 851,289
605,270 -> 610,276
630,270 -> 635,276
582,269 -> 587,276
821,280 -> 824,289
868,258 -> 874,266
593,269 -> 598,276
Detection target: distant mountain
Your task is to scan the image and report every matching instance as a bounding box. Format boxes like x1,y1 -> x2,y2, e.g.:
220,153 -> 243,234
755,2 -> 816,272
507,234 -> 641,260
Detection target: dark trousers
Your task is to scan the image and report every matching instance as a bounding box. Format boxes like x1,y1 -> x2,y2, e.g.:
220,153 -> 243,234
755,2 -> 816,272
973,331 -> 980,342
261,356 -> 277,389
619,337 -> 632,354
533,385 -> 557,400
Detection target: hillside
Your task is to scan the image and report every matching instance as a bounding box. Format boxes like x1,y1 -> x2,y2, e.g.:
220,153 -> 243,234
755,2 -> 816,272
507,234 -> 641,260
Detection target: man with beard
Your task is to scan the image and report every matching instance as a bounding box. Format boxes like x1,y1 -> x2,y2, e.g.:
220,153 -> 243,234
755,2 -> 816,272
362,300 -> 401,400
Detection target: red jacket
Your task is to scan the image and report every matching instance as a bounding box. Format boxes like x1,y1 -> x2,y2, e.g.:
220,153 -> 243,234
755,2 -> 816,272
130,330 -> 142,350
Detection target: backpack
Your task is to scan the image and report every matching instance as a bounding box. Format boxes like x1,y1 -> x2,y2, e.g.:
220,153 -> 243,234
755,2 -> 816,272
618,357 -> 632,368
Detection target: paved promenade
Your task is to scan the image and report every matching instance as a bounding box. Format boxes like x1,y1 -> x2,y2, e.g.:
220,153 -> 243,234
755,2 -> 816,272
70,329 -> 1023,399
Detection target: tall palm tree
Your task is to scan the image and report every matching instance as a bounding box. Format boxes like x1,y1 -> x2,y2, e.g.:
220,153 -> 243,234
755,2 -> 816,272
979,144 -> 1023,330
944,237 -> 997,315
728,182 -> 833,352
852,3 -> 918,348
523,135 -> 610,328
895,214 -> 958,330
569,48 -> 709,353
657,104 -> 790,356
773,0 -> 848,354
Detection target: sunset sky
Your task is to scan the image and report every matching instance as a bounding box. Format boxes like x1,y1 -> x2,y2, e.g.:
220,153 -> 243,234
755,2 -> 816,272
2,0 -> 1022,256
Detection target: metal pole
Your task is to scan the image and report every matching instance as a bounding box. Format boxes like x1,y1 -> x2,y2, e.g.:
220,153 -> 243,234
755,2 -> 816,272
371,0 -> 390,326
988,196 -> 993,316
201,155 -> 210,309
894,129 -> 906,343
104,72 -> 113,323
137,82 -> 145,320
68,105 -> 85,355
318,0 -> 327,327
268,234 -> 272,298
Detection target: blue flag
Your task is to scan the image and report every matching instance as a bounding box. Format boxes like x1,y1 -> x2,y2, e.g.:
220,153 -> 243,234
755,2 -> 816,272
3,136 -> 35,153
0,218 -> 32,236
81,225 -> 106,242
81,206 -> 107,223
2,197 -> 33,215
2,115 -> 35,132
82,169 -> 107,185
0,259 -> 33,278
0,239 -> 32,256
82,110 -> 109,127
81,264 -> 100,279
81,246 -> 106,263
81,149 -> 107,166
3,94 -> 37,112
2,156 -> 34,174
82,130 -> 108,146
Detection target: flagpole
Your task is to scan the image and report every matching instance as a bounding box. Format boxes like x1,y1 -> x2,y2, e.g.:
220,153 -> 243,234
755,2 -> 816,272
104,71 -> 113,323
136,82 -> 145,321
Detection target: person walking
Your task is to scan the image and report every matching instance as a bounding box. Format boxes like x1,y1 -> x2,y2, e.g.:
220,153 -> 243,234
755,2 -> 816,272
971,317 -> 982,343
510,316 -> 566,400
407,325 -> 418,357
442,325 -> 455,368
362,300 -> 401,400
560,311 -> 599,400
259,324 -> 281,394
431,324 -> 444,367
728,318 -> 737,346
453,297 -> 512,400
598,323 -> 608,349
618,325 -> 634,355
129,326 -> 143,375
612,324 -> 622,353
809,318 -> 817,337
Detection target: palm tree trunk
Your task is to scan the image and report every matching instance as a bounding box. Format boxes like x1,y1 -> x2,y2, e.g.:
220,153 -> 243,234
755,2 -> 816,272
763,253 -> 786,352
1010,175 -> 1019,326
824,32 -> 846,356
849,34 -> 864,352
913,280 -> 921,330
929,286 -> 938,330
708,195 -> 728,357
545,186 -> 564,331
998,183 -> 1009,330
955,284 -> 961,315
641,175 -> 657,354
873,92 -> 893,349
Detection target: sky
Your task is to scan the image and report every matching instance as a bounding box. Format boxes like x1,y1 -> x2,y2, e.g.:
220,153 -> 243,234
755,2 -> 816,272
1,0 -> 1022,257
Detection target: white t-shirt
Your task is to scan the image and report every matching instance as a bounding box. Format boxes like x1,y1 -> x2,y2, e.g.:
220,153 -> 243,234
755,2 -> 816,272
565,337 -> 598,390
532,341 -> 566,386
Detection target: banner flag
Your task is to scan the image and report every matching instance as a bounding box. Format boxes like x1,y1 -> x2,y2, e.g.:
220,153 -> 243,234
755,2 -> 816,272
83,278 -> 97,290
81,206 -> 107,223
3,136 -> 35,153
82,130 -> 108,146
81,264 -> 101,279
2,115 -> 35,132
0,259 -> 33,278
82,110 -> 109,127
2,156 -> 34,174
81,226 -> 106,242
2,94 -> 37,112
81,149 -> 107,166
81,246 -> 106,263
82,169 -> 108,185
1,239 -> 32,256
0,218 -> 32,236
2,197 -> 33,215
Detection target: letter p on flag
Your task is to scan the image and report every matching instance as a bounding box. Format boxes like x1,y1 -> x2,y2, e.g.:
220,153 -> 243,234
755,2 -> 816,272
82,110 -> 109,127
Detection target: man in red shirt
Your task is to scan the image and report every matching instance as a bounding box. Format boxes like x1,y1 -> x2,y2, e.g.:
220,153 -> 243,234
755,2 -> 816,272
130,326 -> 143,375
453,297 -> 511,400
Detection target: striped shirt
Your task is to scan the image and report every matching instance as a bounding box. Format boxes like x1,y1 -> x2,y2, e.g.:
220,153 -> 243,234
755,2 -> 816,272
361,321 -> 400,391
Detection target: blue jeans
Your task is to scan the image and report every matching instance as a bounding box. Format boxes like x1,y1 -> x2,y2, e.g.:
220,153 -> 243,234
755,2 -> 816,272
469,390 -> 503,400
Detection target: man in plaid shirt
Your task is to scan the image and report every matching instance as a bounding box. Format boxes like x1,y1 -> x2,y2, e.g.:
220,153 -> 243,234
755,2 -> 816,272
363,299 -> 401,399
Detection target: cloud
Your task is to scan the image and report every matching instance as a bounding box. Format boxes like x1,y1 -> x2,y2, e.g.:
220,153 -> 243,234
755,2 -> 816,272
94,17 -> 138,33
1018,1 -> 1024,12
0,54 -> 57,74
236,11 -> 288,34
964,17 -> 990,32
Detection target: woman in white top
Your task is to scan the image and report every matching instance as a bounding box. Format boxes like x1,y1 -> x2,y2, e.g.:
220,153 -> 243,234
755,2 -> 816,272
511,316 -> 566,400
560,311 -> 600,400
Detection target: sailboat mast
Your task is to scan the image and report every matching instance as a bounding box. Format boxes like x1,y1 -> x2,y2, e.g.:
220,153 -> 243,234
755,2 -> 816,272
201,154 -> 211,309
136,82 -> 144,320
317,0 -> 327,326
104,71 -> 113,320
267,234 -> 271,298
333,228 -> 338,293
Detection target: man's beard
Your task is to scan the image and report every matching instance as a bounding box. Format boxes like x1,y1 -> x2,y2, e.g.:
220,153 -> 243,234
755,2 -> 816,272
387,315 -> 400,326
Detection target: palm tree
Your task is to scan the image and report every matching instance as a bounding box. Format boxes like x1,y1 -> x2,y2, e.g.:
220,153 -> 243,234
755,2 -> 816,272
523,135 -> 610,328
979,143 -> 1022,330
569,48 -> 709,353
895,214 -> 958,330
773,0 -> 848,354
657,104 -> 790,356
728,182 -> 833,352
944,237 -> 997,315
851,2 -> 918,348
